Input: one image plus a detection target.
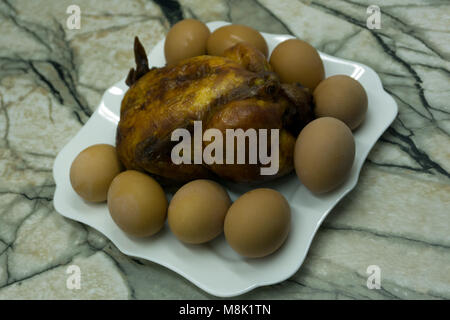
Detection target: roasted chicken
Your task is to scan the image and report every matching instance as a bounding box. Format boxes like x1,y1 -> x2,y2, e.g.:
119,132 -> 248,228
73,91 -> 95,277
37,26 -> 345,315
116,37 -> 313,184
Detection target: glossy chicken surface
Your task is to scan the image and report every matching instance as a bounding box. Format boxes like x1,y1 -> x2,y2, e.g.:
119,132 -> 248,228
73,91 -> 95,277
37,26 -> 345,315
116,38 -> 313,184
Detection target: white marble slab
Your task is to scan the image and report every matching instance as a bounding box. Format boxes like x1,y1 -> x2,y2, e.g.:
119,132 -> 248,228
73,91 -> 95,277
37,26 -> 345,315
0,0 -> 448,299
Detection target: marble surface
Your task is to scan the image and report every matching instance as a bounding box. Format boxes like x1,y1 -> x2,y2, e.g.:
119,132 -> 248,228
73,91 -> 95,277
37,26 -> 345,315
0,0 -> 449,299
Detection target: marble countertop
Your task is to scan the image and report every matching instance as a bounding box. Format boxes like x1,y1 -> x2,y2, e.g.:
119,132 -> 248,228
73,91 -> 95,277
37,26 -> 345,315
0,0 -> 449,299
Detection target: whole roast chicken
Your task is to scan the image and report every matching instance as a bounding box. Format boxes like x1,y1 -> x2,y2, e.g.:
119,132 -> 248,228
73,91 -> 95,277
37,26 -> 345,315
116,37 -> 313,185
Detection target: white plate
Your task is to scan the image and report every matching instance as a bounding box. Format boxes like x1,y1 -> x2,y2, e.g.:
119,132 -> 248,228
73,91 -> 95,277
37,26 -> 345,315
53,21 -> 398,297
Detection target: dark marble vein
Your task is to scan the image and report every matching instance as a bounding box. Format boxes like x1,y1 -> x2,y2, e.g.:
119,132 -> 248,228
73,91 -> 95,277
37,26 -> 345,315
334,0 -> 448,59
309,1 -> 450,179
285,278 -> 365,299
321,224 -> 450,250
153,0 -> 184,26
383,127 -> 450,178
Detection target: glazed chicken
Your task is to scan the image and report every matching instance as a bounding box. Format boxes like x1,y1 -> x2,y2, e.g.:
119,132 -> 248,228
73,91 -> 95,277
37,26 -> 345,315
116,37 -> 313,185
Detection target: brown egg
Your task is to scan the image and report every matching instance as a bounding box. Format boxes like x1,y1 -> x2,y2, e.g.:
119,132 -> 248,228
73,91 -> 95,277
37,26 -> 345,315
314,75 -> 368,130
207,24 -> 268,57
294,117 -> 355,194
269,38 -> 324,91
70,144 -> 122,202
164,19 -> 210,65
107,170 -> 168,237
224,188 -> 290,258
168,179 -> 231,244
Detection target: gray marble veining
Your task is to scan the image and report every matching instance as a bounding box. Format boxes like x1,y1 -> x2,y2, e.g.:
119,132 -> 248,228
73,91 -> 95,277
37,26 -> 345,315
0,0 -> 448,299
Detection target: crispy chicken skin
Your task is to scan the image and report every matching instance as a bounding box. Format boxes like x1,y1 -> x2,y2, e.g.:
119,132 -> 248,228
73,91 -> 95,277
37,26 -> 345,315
116,37 -> 313,184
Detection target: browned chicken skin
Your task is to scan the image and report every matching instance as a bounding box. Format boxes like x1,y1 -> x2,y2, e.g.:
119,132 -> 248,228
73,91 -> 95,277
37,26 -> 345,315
116,37 -> 313,185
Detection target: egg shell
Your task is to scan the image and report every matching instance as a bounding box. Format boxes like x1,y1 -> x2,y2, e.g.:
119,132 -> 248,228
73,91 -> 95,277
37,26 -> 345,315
207,24 -> 268,57
294,117 -> 355,194
269,38 -> 324,91
224,188 -> 291,258
164,19 -> 211,65
70,144 -> 122,202
314,75 -> 368,130
107,170 -> 168,237
168,179 -> 231,244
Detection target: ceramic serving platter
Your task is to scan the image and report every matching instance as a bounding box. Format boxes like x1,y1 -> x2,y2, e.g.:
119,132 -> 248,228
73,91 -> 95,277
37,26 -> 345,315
53,21 -> 398,297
